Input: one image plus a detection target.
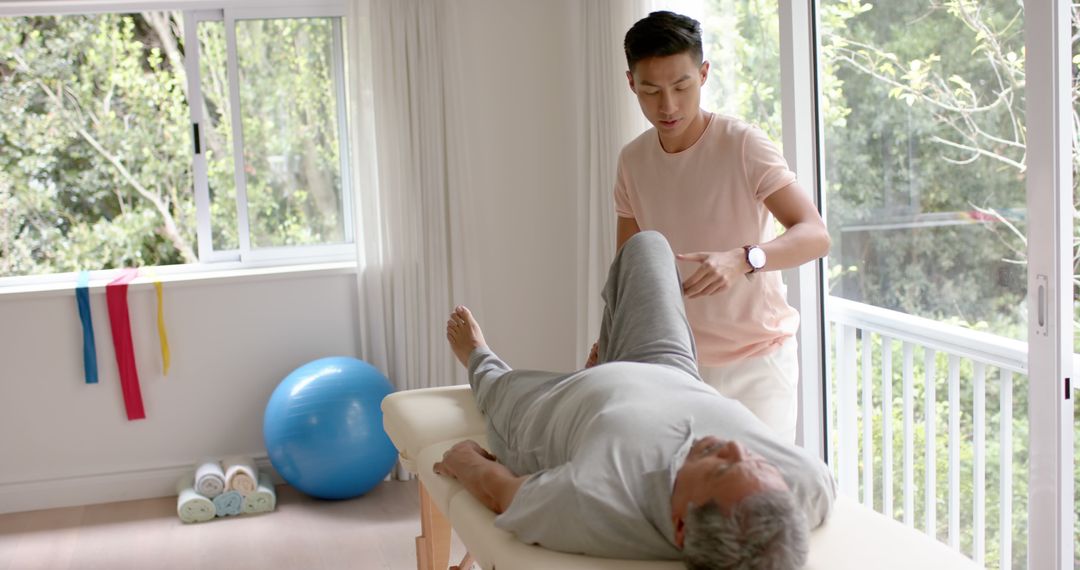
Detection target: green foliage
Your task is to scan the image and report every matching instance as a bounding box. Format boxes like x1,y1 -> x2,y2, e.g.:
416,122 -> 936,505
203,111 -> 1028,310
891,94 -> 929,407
0,12 -> 346,277
209,18 -> 345,248
829,329 -> 1033,568
0,13 -> 195,275
820,0 -> 1029,335
700,0 -> 783,143
811,3 -> 1080,563
702,1 -> 1078,567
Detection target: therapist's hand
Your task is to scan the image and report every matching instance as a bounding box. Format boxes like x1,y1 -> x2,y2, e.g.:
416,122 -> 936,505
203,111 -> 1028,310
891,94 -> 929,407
585,342 -> 599,368
676,249 -> 749,299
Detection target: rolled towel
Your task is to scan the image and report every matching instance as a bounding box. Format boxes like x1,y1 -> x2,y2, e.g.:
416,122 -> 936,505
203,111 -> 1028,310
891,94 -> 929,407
212,490 -> 243,517
222,455 -> 258,496
176,475 -> 215,523
242,472 -> 277,515
194,459 -> 226,498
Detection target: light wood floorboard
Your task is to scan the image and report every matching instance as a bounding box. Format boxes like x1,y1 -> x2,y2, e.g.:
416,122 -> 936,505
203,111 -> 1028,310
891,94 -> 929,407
0,480 -> 466,570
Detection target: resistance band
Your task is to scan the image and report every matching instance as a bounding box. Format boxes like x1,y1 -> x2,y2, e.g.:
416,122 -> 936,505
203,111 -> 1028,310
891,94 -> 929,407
105,268 -> 146,420
145,268 -> 171,375
75,271 -> 98,384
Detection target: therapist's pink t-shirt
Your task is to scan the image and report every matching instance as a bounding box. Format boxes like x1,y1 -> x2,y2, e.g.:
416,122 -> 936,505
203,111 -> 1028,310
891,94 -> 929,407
614,113 -> 800,366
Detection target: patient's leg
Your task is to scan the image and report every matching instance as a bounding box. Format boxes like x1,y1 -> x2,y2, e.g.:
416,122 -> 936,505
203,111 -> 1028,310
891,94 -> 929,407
447,305 -> 487,366
446,305 -> 514,395
445,306 -> 565,470
446,304 -> 518,420
597,230 -> 700,379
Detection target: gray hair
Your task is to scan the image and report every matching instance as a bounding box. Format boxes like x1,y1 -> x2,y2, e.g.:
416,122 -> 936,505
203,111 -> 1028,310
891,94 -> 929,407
682,489 -> 809,570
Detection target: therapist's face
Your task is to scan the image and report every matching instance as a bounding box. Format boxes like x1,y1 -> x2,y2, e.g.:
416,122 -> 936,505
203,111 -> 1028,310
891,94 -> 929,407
626,52 -> 708,146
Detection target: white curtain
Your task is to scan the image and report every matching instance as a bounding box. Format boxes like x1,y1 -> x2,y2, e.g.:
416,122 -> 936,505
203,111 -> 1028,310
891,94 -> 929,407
349,0 -> 653,372
576,0 -> 651,355
347,0 -> 468,405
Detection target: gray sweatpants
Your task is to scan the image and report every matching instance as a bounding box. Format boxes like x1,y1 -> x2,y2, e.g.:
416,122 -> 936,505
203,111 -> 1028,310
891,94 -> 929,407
466,231 -> 701,461
594,230 -> 699,377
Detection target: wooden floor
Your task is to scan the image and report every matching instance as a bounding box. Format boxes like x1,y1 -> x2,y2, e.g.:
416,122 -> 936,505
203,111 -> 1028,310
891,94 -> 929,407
0,480 -> 466,570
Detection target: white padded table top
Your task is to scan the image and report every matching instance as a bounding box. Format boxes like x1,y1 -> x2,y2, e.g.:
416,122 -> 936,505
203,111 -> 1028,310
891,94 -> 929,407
384,385 -> 486,467
382,385 -> 980,570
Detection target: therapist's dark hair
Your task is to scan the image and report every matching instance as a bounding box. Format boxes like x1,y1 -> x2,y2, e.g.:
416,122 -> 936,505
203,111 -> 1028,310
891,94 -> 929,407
623,11 -> 703,72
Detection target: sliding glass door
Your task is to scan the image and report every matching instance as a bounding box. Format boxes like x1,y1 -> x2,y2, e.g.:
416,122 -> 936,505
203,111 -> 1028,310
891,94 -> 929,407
810,1 -> 1073,568
638,1 -> 1073,566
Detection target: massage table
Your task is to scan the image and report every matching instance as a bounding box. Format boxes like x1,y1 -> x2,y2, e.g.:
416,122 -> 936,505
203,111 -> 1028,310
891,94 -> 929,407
382,385 -> 979,570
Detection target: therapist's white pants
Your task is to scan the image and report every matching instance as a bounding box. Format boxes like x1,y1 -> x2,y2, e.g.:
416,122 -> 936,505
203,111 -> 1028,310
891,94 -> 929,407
698,337 -> 799,444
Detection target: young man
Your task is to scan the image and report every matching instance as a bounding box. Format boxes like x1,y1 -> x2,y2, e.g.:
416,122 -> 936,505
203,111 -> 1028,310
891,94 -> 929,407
436,232 -> 835,568
611,12 -> 831,443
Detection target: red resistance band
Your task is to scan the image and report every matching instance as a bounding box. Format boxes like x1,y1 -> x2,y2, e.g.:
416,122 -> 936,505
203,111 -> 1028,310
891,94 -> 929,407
106,268 -> 146,421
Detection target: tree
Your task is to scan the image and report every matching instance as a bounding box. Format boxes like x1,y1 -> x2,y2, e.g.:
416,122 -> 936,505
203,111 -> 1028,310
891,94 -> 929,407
0,13 -> 196,276
815,2 -> 1075,567
700,1 -> 1076,567
821,0 -> 1028,334
0,12 -> 345,277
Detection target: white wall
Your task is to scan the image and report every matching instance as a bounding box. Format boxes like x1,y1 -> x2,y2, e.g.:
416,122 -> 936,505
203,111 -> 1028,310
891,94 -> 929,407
0,271 -> 359,514
0,0 -> 583,514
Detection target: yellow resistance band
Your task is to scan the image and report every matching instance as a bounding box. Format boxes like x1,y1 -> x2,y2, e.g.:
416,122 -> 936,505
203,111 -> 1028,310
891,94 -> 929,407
145,268 -> 171,375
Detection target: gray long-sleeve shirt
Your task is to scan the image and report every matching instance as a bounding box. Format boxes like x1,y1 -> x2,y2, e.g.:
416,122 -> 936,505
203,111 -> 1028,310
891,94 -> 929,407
470,349 -> 836,560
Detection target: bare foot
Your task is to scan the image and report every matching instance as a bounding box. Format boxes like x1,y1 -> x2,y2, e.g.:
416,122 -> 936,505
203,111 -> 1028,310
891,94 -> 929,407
446,305 -> 487,367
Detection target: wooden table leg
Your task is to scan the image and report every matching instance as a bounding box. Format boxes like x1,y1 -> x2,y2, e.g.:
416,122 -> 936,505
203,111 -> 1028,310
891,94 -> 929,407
416,482 -> 451,570
450,552 -> 476,570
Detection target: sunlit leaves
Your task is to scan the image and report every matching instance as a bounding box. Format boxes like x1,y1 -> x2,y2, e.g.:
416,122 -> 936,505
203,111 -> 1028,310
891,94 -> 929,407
0,12 -> 345,276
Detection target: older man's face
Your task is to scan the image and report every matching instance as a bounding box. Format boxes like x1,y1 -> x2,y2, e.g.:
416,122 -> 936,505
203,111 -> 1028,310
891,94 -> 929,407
670,437 -> 789,548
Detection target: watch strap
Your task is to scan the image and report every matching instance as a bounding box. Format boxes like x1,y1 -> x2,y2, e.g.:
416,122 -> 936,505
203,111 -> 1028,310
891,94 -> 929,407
742,244 -> 762,273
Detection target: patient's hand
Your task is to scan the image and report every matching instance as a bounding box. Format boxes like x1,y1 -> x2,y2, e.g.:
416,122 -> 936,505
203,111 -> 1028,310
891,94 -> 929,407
433,440 -> 526,514
433,440 -> 497,480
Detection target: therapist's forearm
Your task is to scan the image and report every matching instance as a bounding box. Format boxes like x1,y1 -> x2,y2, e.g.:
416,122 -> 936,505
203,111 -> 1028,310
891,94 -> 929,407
758,221 -> 831,272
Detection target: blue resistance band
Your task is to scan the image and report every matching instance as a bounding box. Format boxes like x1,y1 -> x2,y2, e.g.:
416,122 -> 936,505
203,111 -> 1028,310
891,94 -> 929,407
76,271 -> 99,384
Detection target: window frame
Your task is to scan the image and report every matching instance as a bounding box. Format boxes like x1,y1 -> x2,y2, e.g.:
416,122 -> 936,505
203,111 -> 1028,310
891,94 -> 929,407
185,3 -> 355,263
0,0 -> 357,290
1021,1 -> 1074,569
778,0 -> 827,461
782,0 -> 1075,567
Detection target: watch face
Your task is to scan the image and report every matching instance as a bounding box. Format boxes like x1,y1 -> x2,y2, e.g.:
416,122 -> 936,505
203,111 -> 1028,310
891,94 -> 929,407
748,247 -> 766,269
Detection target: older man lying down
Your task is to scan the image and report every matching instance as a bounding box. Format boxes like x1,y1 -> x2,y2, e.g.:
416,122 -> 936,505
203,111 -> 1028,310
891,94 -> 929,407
434,231 -> 836,570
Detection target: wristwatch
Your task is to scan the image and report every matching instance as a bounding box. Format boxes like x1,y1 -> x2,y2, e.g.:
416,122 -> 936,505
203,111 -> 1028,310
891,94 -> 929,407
743,245 -> 766,274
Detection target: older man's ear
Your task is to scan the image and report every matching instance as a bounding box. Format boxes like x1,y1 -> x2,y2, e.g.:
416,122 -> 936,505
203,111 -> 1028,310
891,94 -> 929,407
673,512 -> 686,549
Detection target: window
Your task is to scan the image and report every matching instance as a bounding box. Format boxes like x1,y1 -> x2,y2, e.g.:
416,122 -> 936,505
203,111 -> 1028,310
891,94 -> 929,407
1071,5 -> 1080,567
645,2 -> 1073,566
0,3 -> 353,282
654,0 -> 783,145
187,8 -> 352,262
818,1 -> 1031,566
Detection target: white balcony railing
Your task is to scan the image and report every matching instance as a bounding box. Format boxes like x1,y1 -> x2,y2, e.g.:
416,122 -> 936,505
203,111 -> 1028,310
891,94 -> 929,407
825,295 -> 1031,567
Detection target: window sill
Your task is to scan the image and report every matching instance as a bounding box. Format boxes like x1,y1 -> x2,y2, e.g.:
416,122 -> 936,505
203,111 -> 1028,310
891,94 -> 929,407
0,261 -> 359,301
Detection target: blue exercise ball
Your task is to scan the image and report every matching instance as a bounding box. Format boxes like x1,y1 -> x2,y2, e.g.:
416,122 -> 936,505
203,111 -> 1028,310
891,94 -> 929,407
263,356 -> 397,500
